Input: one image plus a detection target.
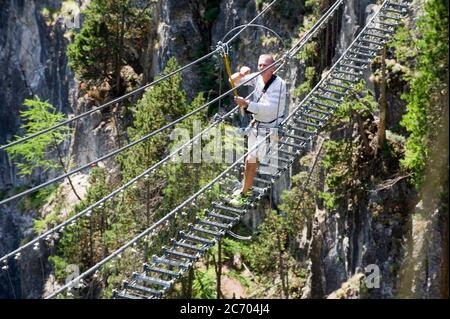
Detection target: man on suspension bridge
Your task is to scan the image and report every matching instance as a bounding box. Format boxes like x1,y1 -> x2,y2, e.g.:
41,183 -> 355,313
229,54 -> 286,207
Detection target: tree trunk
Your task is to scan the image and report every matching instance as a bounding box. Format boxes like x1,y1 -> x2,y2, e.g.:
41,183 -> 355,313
377,45 -> 387,154
52,137 -> 82,201
353,111 -> 371,153
115,6 -> 125,95
277,233 -> 288,299
187,268 -> 194,298
216,239 -> 222,299
89,216 -> 94,267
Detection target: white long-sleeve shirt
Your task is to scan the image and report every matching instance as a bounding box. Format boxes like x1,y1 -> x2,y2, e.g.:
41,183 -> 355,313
236,72 -> 286,128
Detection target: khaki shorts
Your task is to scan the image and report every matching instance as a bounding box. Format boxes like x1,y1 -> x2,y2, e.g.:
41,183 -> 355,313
247,127 -> 279,166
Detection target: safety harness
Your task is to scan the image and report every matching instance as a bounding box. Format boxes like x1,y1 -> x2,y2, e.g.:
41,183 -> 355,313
248,74 -> 284,128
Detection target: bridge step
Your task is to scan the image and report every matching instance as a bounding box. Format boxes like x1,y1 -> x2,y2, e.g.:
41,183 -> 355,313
383,7 -> 406,14
277,147 -> 300,158
113,289 -> 145,299
280,130 -> 311,141
353,43 -> 380,53
311,99 -> 337,110
196,218 -> 230,230
338,63 -> 366,71
286,125 -> 316,136
171,239 -> 207,253
253,185 -> 269,194
362,31 -> 389,40
313,93 -> 342,104
358,37 -> 385,47
163,247 -> 199,261
319,86 -> 347,96
343,56 -> 370,64
143,263 -> 181,278
306,105 -> 332,117
190,225 -> 224,238
293,118 -> 321,128
348,49 -> 376,59
387,1 -> 409,9
257,169 -> 283,179
152,255 -> 191,270
212,203 -> 246,216
299,111 -> 327,122
367,26 -> 394,34
375,20 -> 400,27
278,139 -> 304,149
253,176 -> 274,185
266,154 -> 294,163
336,68 -> 362,78
379,13 -> 402,21
207,211 -> 239,222
259,161 -> 286,172
123,280 -> 162,297
132,272 -> 172,289
331,74 -> 359,84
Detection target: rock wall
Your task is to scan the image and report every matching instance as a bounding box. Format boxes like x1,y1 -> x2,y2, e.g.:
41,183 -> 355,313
0,0 -> 77,189
1,0 -> 446,299
0,0 -> 76,299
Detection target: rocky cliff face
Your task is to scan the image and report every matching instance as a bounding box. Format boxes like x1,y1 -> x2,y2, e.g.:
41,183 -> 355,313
0,0 -> 77,189
0,0 -> 76,298
0,0 -> 447,299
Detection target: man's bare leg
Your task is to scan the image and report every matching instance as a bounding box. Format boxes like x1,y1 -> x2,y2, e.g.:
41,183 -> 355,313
242,156 -> 258,194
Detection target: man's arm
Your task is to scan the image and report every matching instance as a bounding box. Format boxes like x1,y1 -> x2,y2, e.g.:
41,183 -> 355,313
231,66 -> 251,83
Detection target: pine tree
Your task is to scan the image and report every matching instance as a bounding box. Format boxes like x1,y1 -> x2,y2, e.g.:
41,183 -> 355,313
6,96 -> 81,200
67,0 -> 152,93
117,57 -> 188,259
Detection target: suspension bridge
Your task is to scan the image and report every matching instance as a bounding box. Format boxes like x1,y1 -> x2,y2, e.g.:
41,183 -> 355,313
0,0 -> 411,299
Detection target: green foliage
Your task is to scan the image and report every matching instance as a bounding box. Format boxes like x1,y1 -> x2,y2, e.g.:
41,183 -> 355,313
33,211 -> 61,234
41,7 -> 51,18
51,167 -> 115,283
228,269 -> 251,288
293,66 -> 316,99
20,184 -> 58,214
240,211 -> 288,274
6,96 -> 70,177
192,267 -> 216,299
255,0 -> 303,22
67,0 -> 151,82
280,156 -> 317,219
222,237 -> 252,262
119,56 -> 187,181
48,255 -> 71,283
320,140 -> 352,209
392,0 -> 449,187
293,1 -> 323,100
203,0 -> 220,24
334,82 -> 377,118
319,83 -> 377,210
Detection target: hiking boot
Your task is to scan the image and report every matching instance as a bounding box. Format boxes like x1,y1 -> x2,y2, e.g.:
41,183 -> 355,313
229,189 -> 251,207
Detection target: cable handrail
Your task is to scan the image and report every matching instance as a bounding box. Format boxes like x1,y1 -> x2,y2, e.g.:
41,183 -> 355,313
0,0 -> 343,207
0,59 -> 284,207
0,58 -> 285,265
45,128 -> 274,299
54,0 -> 409,300
0,0 -> 342,267
282,0 -> 393,126
0,0 -> 282,152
